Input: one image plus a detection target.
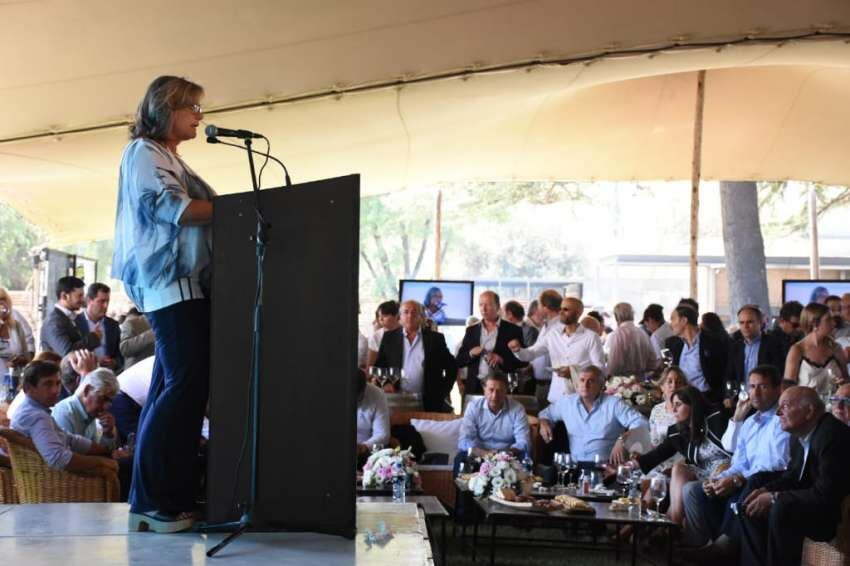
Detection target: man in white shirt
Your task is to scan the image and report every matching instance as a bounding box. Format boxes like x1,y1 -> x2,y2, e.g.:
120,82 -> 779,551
356,369 -> 390,462
607,302 -> 657,377
642,304 -> 674,361
525,290 -> 564,409
508,297 -> 606,404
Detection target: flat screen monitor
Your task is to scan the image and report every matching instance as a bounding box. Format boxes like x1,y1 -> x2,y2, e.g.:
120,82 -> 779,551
782,279 -> 850,305
399,279 -> 474,326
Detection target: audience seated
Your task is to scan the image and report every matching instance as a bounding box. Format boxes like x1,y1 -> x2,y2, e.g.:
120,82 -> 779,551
634,386 -> 730,525
539,365 -> 647,466
646,367 -> 687,475
785,302 -> 849,398
682,365 -> 790,552
737,386 -> 850,566
0,287 -> 33,376
119,307 -> 155,370
455,291 -> 524,395
835,293 -> 850,340
40,276 -> 101,356
665,305 -> 729,401
10,361 -> 118,475
457,373 -> 530,461
6,351 -> 74,422
831,383 -> 850,425
74,283 -> 123,372
375,300 -> 456,412
606,302 -> 657,376
52,368 -> 120,450
509,297 -> 605,404
356,369 -> 389,462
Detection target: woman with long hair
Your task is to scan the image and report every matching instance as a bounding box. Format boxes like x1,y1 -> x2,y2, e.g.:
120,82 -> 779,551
112,76 -> 214,533
0,287 -> 32,377
633,386 -> 730,525
785,302 -> 848,398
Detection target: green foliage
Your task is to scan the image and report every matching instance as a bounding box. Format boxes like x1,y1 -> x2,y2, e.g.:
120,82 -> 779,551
0,201 -> 43,289
759,181 -> 850,235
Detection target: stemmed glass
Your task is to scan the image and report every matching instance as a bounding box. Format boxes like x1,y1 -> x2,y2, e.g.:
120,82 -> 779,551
563,453 -> 575,486
738,382 -> 750,402
649,476 -> 668,520
506,372 -> 519,394
724,380 -> 739,401
616,464 -> 633,497
386,367 -> 401,389
553,452 -> 567,489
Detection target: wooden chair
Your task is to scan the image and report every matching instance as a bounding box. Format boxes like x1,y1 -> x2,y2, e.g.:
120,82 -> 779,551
390,411 -> 460,508
801,496 -> 850,566
0,437 -> 18,504
0,428 -> 120,503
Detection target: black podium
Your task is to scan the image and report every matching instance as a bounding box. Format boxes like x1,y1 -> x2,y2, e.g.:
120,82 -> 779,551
206,174 -> 359,538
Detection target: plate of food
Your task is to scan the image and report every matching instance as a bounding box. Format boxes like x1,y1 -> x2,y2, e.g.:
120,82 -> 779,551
553,494 -> 596,515
609,497 -> 632,512
489,487 -> 535,508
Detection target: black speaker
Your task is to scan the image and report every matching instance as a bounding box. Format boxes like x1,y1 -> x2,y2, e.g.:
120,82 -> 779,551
206,175 -> 359,538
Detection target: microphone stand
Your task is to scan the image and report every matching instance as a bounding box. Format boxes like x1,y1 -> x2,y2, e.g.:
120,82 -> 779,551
203,136 -> 272,557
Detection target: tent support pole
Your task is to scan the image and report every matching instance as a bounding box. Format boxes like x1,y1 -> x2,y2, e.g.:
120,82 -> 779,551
690,70 -> 706,300
809,184 -> 820,278
434,188 -> 443,279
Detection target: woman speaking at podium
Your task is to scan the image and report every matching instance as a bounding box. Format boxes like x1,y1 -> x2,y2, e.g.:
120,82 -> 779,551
112,76 -> 215,532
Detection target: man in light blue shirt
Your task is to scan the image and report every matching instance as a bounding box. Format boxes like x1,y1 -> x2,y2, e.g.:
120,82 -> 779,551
11,360 -> 118,475
52,368 -> 121,450
539,365 -> 647,465
458,374 -> 530,458
682,365 -> 790,548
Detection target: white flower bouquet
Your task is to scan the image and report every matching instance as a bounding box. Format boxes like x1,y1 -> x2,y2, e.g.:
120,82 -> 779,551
605,375 -> 660,410
467,451 -> 530,497
362,447 -> 419,488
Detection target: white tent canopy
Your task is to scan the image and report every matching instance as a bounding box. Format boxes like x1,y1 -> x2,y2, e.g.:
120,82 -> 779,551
1,0 -> 849,243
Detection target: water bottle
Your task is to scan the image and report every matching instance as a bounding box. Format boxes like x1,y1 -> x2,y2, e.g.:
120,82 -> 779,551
522,454 -> 534,474
392,475 -> 406,503
627,482 -> 641,517
3,368 -> 14,404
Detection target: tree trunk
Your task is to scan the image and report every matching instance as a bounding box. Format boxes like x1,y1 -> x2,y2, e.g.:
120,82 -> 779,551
719,181 -> 771,320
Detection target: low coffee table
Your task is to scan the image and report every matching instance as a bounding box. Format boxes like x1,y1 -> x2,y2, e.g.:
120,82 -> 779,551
473,497 -> 676,566
357,495 -> 449,565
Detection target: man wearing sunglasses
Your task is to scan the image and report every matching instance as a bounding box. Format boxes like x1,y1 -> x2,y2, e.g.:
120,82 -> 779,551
831,383 -> 850,425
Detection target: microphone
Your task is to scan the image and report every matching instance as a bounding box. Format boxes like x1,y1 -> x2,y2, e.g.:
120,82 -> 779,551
204,124 -> 263,139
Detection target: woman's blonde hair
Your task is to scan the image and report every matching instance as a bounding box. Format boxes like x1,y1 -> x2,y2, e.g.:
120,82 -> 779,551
130,76 -> 204,141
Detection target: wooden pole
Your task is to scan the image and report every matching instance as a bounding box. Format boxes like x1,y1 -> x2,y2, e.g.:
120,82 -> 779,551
809,183 -> 820,278
690,70 -> 706,299
434,188 -> 442,279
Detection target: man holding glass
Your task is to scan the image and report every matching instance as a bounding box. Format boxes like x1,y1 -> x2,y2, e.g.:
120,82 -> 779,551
680,365 -> 790,556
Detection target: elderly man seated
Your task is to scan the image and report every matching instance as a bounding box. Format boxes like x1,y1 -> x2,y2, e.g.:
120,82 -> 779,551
736,386 -> 850,566
356,369 -> 390,464
10,360 -> 118,475
52,367 -> 120,450
538,365 -> 647,466
831,383 -> 850,425
458,373 -> 530,462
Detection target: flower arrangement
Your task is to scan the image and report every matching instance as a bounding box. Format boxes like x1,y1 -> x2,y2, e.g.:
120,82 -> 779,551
606,375 -> 661,409
362,447 -> 419,488
467,451 -> 530,497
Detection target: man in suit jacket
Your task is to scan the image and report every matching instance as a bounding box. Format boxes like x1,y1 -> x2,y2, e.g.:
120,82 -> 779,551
40,276 -> 100,356
665,305 -> 729,402
456,291 -> 525,395
737,386 -> 850,566
74,283 -> 123,372
375,300 -> 456,413
725,305 -> 785,390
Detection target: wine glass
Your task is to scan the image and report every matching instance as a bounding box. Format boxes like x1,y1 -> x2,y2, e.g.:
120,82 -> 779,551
617,464 -> 633,497
563,453 -> 575,486
724,380 -> 739,400
738,382 -> 750,402
553,452 -> 567,489
649,476 -> 667,520
506,372 -> 519,393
